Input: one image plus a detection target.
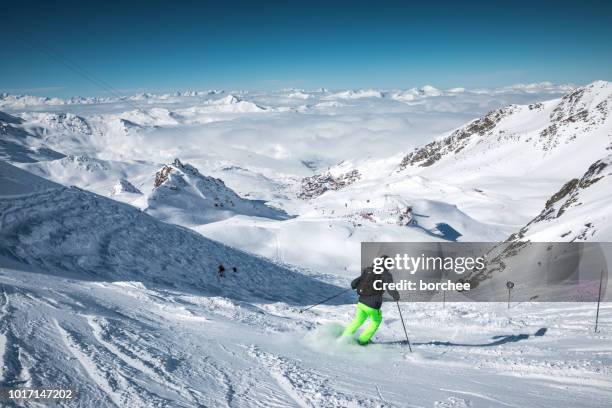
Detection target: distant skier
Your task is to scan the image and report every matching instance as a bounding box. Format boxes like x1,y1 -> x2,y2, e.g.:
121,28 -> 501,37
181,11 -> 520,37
342,262 -> 400,345
218,264 -> 226,278
399,207 -> 414,226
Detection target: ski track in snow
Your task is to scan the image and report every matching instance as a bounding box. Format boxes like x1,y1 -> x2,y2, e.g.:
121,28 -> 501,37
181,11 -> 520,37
248,345 -> 385,408
0,266 -> 611,407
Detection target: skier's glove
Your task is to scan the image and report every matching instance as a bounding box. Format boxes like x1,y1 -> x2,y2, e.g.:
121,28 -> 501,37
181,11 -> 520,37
391,291 -> 400,301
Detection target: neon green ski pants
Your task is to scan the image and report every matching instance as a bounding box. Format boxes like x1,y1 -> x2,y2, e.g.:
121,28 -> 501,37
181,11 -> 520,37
342,302 -> 382,344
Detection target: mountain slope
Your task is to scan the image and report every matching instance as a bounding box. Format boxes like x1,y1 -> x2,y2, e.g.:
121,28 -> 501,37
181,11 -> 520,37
0,161 -> 337,304
508,154 -> 612,241
399,81 -> 612,182
143,158 -> 289,225
207,94 -> 266,112
389,80 -> 612,238
0,111 -> 65,163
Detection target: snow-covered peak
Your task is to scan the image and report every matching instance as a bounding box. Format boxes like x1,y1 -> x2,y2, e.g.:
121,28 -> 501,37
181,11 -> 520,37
390,89 -> 419,101
0,160 -> 337,303
213,94 -> 241,105
208,94 -> 266,112
286,90 -> 311,99
324,89 -> 384,99
0,81 -> 578,111
111,178 -> 142,196
129,92 -> 156,101
145,158 -> 287,225
0,93 -> 65,108
298,169 -> 361,199
508,154 -> 612,241
419,85 -> 442,96
549,80 -> 611,122
0,93 -> 117,108
37,112 -> 93,135
498,81 -> 575,94
389,85 -> 462,101
399,81 -> 612,178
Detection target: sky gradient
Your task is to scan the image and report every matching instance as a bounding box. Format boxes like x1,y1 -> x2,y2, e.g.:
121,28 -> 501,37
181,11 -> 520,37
3,0 -> 612,97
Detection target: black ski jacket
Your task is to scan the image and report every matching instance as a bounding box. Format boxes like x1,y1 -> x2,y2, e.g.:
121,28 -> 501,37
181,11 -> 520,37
351,269 -> 400,309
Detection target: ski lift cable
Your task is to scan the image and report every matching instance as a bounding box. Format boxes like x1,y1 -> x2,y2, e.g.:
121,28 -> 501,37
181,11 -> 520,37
17,33 -> 161,122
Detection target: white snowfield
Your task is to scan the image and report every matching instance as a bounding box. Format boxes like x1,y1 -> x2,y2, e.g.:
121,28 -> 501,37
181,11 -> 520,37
0,162 -> 336,305
0,81 -> 611,407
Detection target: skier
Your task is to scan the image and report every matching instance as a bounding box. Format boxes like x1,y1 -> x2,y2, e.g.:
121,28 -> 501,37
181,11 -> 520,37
218,264 -> 226,278
342,261 -> 400,345
401,207 -> 413,226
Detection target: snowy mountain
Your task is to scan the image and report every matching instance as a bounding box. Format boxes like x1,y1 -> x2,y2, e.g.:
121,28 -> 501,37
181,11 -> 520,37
0,111 -> 66,163
388,86 -> 446,101
3,81 -> 611,275
399,81 -> 611,177
324,89 -> 384,99
144,158 -> 289,225
394,80 -> 612,241
0,82 -> 575,113
0,91 -> 221,109
0,160 -> 335,303
111,178 -> 142,196
298,169 -> 361,199
36,112 -> 94,135
0,93 -> 66,108
418,85 -> 443,97
2,83 -> 612,407
19,154 -> 156,199
508,154 -> 612,241
207,94 -> 266,112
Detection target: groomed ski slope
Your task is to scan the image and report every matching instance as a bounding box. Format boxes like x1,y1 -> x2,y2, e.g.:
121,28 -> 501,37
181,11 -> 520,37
2,266 -> 611,407
1,163 -> 611,407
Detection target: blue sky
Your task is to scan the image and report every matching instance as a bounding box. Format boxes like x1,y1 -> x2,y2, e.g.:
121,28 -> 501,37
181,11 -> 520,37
3,0 -> 612,97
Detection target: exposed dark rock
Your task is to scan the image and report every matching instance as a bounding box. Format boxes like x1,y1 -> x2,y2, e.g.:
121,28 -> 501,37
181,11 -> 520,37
528,102 -> 544,111
42,113 -> 93,135
298,169 -> 361,199
545,179 -> 579,209
550,88 -> 585,122
579,160 -> 608,188
507,156 -> 611,242
399,106 -> 514,169
154,165 -> 173,187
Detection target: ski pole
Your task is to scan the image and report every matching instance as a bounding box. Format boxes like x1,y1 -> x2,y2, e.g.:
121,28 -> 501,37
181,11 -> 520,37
299,288 -> 352,313
396,301 -> 413,352
595,269 -> 603,333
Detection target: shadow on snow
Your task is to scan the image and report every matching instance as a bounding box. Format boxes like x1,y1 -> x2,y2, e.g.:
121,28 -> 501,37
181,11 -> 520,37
378,328 -> 548,347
